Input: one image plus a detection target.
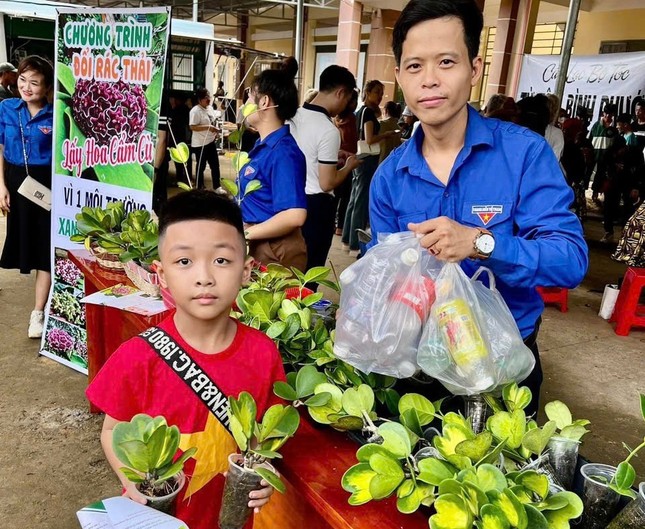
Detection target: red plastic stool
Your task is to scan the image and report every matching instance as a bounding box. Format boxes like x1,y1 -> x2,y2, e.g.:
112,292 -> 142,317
609,267 -> 645,336
537,286 -> 569,313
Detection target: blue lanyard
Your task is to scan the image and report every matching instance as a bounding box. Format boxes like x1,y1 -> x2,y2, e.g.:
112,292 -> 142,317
17,110 -> 30,176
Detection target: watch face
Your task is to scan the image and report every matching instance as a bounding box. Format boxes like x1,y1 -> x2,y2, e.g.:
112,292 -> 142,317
477,234 -> 495,254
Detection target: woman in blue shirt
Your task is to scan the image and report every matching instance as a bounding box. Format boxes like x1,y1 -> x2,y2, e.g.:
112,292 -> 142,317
239,68 -> 307,271
0,56 -> 54,338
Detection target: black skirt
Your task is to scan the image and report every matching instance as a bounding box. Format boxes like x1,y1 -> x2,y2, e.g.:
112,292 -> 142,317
0,161 -> 51,274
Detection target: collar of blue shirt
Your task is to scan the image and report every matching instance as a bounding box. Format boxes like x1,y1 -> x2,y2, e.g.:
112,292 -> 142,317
396,105 -> 495,176
250,124 -> 291,153
5,97 -> 53,119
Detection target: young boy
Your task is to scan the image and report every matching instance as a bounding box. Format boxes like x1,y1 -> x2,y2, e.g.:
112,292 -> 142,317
86,190 -> 285,529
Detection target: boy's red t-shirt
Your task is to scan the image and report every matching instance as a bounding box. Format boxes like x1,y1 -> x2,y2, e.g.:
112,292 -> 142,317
86,315 -> 286,529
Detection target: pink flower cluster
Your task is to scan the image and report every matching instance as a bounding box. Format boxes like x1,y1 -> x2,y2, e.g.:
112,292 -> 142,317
72,79 -> 147,145
55,258 -> 82,286
47,327 -> 75,354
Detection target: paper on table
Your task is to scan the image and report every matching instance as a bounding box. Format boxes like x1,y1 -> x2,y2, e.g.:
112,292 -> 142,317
77,497 -> 188,529
81,284 -> 168,316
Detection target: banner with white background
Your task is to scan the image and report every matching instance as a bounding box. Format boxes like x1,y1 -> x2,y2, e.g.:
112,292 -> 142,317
516,52 -> 645,123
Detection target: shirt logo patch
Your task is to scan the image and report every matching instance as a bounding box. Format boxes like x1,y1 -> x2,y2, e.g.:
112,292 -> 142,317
38,126 -> 52,135
244,165 -> 255,177
472,205 -> 503,225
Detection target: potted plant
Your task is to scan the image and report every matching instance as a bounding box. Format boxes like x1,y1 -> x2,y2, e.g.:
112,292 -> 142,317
604,393 -> 645,529
70,202 -> 128,270
119,209 -> 161,296
112,414 -> 197,514
219,391 -> 300,529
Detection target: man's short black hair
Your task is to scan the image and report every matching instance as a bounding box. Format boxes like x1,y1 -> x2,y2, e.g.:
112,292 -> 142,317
252,69 -> 299,122
158,190 -> 245,243
616,113 -> 632,125
603,103 -> 617,115
392,0 -> 483,65
318,65 -> 356,93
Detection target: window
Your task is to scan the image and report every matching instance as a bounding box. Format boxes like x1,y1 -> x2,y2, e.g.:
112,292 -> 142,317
171,53 -> 194,91
530,23 -> 566,55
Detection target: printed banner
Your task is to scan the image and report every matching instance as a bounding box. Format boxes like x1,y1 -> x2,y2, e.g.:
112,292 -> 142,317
516,52 -> 645,123
41,7 -> 170,373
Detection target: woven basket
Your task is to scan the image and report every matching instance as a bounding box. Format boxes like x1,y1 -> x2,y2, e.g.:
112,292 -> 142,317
124,260 -> 161,297
95,251 -> 125,272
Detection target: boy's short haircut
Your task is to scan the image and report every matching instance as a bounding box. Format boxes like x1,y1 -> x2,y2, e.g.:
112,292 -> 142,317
616,113 -> 632,125
385,101 -> 402,119
318,65 -> 356,94
158,190 -> 245,242
392,0 -> 483,65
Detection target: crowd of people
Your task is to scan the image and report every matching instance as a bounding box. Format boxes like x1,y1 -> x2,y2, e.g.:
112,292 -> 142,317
478,92 -> 645,266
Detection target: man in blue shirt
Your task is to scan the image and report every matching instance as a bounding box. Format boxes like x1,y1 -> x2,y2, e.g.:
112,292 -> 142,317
369,0 -> 588,415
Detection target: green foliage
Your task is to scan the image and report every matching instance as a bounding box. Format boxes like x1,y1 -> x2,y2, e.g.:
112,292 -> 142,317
544,401 -> 590,442
609,393 -> 645,498
227,391 -> 300,493
112,414 -> 197,495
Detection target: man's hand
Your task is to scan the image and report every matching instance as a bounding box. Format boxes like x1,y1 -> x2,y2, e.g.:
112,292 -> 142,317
121,481 -> 148,505
249,478 -> 275,513
344,155 -> 361,172
408,217 -> 480,262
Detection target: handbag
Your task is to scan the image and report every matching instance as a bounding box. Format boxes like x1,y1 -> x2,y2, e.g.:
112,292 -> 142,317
356,107 -> 380,158
16,112 -> 52,211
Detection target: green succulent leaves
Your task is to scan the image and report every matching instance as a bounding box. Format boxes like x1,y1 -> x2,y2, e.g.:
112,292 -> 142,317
112,414 -> 197,490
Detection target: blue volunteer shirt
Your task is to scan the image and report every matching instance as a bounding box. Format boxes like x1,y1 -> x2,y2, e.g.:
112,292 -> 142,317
369,105 -> 589,338
240,125 -> 307,223
0,98 -> 54,166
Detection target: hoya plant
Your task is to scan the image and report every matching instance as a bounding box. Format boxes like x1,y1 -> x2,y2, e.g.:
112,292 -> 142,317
118,209 -> 159,267
112,414 -> 197,498
609,393 -> 645,498
167,141 -> 192,190
227,391 -> 300,493
70,202 -> 127,255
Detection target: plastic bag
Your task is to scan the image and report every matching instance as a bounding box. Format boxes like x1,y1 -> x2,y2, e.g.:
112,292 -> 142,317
333,232 -> 442,378
417,263 -> 535,395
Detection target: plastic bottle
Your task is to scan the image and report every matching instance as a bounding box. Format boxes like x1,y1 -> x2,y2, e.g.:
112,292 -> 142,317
372,248 -> 436,378
434,297 -> 495,392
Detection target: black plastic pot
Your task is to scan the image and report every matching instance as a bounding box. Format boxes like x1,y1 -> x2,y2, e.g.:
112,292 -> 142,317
218,454 -> 274,529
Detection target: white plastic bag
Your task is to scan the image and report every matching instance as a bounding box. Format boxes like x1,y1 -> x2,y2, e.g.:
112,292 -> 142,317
333,232 -> 442,378
417,263 -> 535,395
598,284 -> 619,320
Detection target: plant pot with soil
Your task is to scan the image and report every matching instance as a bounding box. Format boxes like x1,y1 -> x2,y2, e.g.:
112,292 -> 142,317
218,391 -> 300,529
112,414 -> 197,515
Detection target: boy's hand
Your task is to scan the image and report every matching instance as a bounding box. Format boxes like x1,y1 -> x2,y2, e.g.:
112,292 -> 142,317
122,481 -> 148,505
249,478 -> 276,513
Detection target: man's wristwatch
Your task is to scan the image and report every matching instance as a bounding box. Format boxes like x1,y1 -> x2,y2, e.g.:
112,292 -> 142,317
473,228 -> 495,259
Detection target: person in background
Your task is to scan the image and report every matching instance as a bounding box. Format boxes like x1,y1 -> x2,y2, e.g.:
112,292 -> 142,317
0,56 -> 54,338
483,93 -> 506,116
0,62 -> 18,101
334,88 -> 359,236
378,101 -> 402,164
399,106 -> 417,140
289,65 -> 361,274
589,103 -> 618,204
215,80 -> 225,98
189,87 -> 221,190
240,68 -> 308,271
369,0 -> 588,417
168,91 -> 192,186
516,94 -> 550,137
342,80 -> 396,253
152,97 -> 170,214
616,113 -> 639,147
545,93 -> 564,160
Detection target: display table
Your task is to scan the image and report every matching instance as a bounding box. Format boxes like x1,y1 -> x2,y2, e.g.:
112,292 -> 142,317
70,250 -> 429,529
68,250 -> 170,412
